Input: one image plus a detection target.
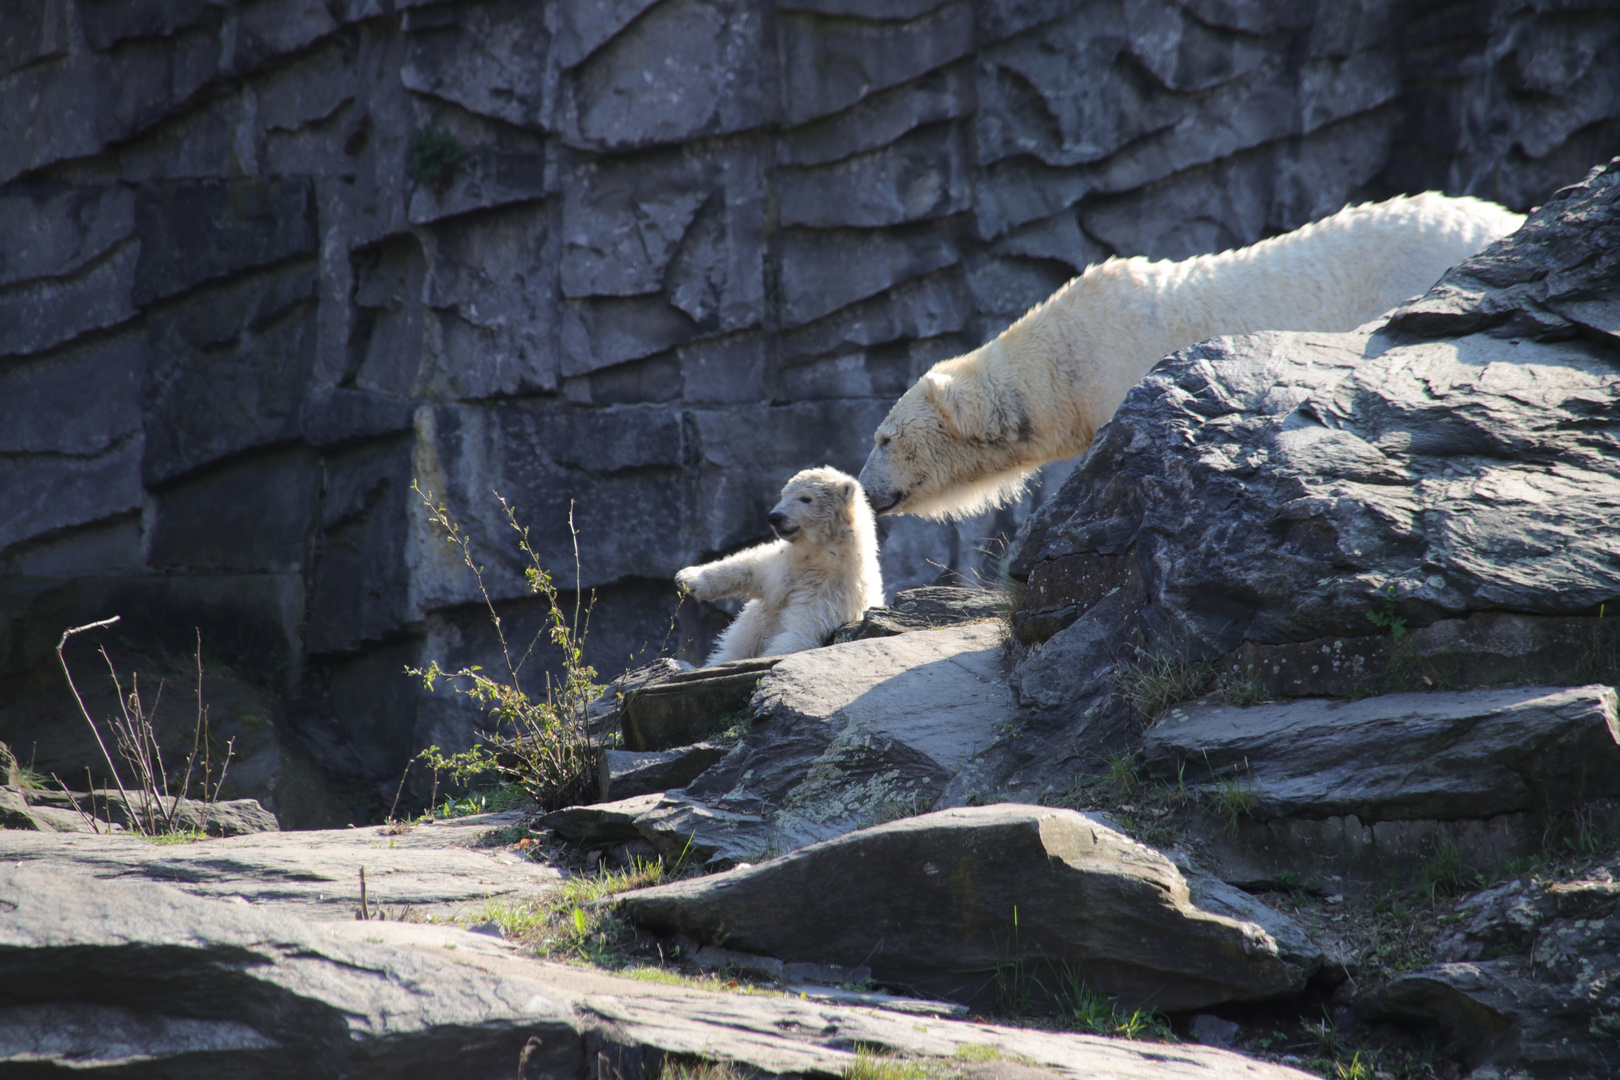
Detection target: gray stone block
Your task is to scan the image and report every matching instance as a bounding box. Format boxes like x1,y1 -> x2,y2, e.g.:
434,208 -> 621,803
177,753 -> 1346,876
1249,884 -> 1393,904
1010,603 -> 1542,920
779,223 -> 962,328
976,4 -> 1176,171
678,331 -> 767,405
779,122 -> 970,229
142,264 -> 319,484
307,439 -> 414,655
0,0 -> 69,77
687,399 -> 891,555
219,0 -> 342,73
0,29 -> 220,185
830,585 -> 1003,644
1126,0 -> 1276,93
971,157 -> 1095,242
565,0 -> 764,149
549,0 -> 659,69
421,200 -> 561,398
1179,0 -> 1314,35
776,65 -> 973,168
1141,685 -> 1620,823
349,235 -> 427,397
133,178 -> 317,305
560,143 -> 764,335
0,238 -> 139,359
988,208 -> 1106,275
781,265 -> 972,362
402,0 -> 554,130
0,436 -> 144,553
0,183 -> 135,288
620,659 -> 777,751
0,330 -> 143,455
407,147 -> 553,225
148,448 -> 321,573
560,296 -> 697,376
777,2 -> 973,126
599,742 -> 731,801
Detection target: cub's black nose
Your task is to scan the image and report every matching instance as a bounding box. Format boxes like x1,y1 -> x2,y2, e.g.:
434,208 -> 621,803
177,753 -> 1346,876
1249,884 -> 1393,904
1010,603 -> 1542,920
767,510 -> 788,530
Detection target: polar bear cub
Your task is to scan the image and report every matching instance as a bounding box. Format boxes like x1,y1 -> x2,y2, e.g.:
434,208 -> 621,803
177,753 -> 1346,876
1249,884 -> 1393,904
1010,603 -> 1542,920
859,192 -> 1525,521
676,467 -> 884,666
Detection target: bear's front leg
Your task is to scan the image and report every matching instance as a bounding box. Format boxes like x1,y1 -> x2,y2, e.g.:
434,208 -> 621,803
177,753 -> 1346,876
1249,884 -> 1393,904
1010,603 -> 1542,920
675,544 -> 778,602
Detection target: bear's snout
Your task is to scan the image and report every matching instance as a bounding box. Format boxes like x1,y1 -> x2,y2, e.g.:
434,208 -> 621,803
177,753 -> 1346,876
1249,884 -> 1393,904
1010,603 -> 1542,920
768,509 -> 799,539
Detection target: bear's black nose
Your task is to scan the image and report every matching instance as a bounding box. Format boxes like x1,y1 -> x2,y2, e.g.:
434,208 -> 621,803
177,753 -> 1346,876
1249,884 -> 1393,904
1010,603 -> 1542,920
767,510 -> 789,530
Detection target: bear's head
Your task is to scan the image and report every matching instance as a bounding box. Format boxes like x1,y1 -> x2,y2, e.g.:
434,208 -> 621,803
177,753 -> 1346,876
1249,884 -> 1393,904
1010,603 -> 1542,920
859,361 -> 1035,521
768,466 -> 870,546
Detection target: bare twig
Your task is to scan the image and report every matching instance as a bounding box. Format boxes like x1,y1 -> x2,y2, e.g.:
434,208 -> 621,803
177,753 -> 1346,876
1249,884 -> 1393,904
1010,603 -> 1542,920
56,618 -> 137,828
50,772 -> 99,834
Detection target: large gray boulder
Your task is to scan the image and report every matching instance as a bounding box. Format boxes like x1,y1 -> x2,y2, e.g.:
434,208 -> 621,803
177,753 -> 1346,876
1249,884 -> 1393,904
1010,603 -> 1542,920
615,804 -> 1320,1012
1141,685 -> 1620,822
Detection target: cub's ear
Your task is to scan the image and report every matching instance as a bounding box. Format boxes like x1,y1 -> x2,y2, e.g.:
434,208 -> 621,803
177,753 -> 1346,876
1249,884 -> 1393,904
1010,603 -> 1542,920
836,476 -> 858,502
921,371 -> 990,438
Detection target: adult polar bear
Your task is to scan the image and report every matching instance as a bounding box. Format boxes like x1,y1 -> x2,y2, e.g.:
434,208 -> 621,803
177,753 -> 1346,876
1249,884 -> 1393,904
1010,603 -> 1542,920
858,193 -> 1524,520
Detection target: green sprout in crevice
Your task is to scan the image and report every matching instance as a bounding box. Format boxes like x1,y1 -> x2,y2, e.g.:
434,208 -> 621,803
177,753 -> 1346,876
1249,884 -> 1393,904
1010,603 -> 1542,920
407,125 -> 466,192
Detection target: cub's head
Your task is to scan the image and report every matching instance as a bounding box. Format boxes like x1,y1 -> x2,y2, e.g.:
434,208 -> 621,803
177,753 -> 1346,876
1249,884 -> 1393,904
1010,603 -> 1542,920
768,466 -> 867,544
859,365 -> 1033,521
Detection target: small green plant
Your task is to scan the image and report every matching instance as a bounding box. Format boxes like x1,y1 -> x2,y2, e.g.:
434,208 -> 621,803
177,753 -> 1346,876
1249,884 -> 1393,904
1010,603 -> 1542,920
1576,603 -> 1612,682
1415,840 -> 1479,901
660,1060 -> 752,1080
1055,966 -> 1173,1040
1118,648 -> 1214,719
706,708 -> 753,743
407,484 -> 602,813
986,905 -> 1043,1014
841,1048 -> 939,1080
1215,663 -> 1265,706
469,859 -> 664,964
1204,756 -> 1257,832
1367,584 -> 1407,638
406,124 -> 465,191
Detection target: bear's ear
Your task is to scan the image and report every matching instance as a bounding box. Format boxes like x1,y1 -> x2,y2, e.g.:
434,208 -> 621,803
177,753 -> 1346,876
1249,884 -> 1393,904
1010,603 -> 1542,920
922,371 -> 990,438
836,476 -> 857,503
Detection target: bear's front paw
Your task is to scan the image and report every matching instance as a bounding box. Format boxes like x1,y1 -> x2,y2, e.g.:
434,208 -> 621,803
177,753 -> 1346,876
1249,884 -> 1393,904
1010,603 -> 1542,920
674,567 -> 700,597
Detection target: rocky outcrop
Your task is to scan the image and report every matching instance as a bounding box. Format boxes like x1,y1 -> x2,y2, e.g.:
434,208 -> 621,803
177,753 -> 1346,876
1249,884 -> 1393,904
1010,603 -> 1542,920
0,835 -> 1324,1080
4,2 -> 1617,816
998,159 -> 1620,803
832,585 -> 1004,643
1368,860 -> 1620,1079
615,804 -> 1321,1012
1141,686 -> 1620,824
551,623 -> 1013,866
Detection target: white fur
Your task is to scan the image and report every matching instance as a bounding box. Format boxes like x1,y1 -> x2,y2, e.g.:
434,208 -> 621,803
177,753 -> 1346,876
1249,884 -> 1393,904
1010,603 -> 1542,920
860,192 -> 1525,520
676,467 -> 884,666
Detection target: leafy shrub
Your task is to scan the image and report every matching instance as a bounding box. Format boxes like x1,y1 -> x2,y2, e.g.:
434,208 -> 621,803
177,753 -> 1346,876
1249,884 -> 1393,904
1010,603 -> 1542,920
408,484 -> 601,813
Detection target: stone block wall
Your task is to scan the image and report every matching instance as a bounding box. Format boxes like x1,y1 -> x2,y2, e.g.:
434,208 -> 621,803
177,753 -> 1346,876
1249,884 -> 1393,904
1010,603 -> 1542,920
2,0 -> 1617,820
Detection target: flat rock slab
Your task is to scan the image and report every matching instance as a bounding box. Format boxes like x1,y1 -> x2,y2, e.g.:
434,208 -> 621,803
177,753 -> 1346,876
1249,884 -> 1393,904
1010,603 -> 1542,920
620,658 -> 779,752
599,742 -> 730,802
638,623 -> 1015,865
0,864 -> 578,1079
832,585 -> 1005,643
1141,685 -> 1620,822
0,810 -> 559,922
0,863 -> 1320,1080
616,804 -> 1319,1012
